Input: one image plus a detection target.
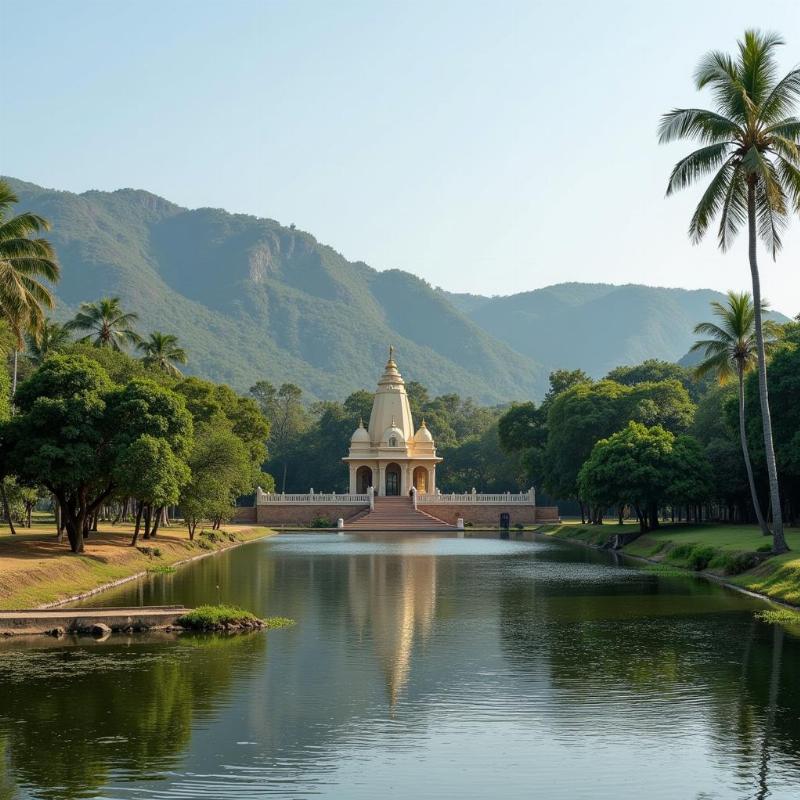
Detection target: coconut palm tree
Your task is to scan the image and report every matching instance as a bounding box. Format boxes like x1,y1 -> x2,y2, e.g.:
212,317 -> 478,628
25,318 -> 72,366
65,297 -> 141,350
691,292 -> 778,534
659,30 -> 799,554
0,180 -> 60,393
138,331 -> 187,377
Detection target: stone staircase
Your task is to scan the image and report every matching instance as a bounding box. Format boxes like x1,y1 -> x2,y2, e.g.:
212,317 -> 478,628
346,497 -> 455,531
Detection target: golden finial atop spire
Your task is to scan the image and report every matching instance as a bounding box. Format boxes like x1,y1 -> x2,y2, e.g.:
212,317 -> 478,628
387,344 -> 396,367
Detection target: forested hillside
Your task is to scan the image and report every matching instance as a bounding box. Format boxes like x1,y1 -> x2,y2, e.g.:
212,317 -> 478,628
8,177 -> 786,402
444,283 -> 789,378
5,178 -> 545,402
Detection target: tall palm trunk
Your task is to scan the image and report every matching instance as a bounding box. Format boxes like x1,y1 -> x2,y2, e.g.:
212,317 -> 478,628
738,368 -> 770,535
11,349 -> 18,396
747,182 -> 786,553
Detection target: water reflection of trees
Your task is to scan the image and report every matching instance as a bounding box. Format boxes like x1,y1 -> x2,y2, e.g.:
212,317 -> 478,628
498,577 -> 800,795
0,632 -> 266,799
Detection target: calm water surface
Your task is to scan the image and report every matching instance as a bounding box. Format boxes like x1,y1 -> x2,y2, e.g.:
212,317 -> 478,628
1,532 -> 799,799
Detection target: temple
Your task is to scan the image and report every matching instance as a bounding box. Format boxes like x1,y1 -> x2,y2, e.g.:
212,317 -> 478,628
343,347 -> 442,496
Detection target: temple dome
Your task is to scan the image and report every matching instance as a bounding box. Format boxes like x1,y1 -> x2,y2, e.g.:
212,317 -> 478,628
350,420 -> 370,445
382,422 -> 405,447
413,420 -> 434,444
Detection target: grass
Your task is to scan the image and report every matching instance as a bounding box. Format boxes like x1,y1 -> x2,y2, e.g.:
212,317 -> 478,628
755,608 -> 800,625
146,565 -> 177,574
542,522 -> 800,606
177,605 -> 295,631
0,523 -> 275,609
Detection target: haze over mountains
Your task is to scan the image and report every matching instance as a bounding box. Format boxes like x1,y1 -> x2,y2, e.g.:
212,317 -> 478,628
8,178 -> 783,403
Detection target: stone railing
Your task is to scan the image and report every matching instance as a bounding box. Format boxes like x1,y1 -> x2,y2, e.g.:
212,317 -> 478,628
417,488 -> 535,505
256,487 -> 369,505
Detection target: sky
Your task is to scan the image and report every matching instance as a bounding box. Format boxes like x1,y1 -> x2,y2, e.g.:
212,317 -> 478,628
2,0 -> 799,315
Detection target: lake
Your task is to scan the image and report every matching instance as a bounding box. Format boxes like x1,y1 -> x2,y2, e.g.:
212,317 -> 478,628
1,532 -> 798,799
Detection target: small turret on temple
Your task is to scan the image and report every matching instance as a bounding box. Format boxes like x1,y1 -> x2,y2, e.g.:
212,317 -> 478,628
343,347 -> 441,496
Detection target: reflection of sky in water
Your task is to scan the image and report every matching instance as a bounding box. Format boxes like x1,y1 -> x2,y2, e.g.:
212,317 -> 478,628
2,533 -> 798,799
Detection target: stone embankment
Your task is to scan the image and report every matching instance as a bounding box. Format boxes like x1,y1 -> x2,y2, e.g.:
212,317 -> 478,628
0,605 -> 189,637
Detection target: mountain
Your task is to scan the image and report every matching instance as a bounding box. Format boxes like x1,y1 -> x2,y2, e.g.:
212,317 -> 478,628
5,178 -> 548,403
443,283 -> 790,378
9,177 -> 786,402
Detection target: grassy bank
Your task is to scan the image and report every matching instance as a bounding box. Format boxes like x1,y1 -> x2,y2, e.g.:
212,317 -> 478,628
0,523 -> 274,610
543,522 -> 800,605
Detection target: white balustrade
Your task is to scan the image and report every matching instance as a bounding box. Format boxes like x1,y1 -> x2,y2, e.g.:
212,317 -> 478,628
256,488 -> 369,505
417,489 -> 535,505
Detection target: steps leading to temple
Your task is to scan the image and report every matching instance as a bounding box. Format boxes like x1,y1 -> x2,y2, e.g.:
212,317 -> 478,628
346,497 -> 455,531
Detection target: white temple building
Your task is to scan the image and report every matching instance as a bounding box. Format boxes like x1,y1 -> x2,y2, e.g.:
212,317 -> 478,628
343,347 -> 442,496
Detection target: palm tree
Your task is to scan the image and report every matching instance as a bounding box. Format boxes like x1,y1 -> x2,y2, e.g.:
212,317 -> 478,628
25,318 -> 72,365
659,30 -> 799,554
0,180 -> 60,393
691,292 -> 778,535
138,331 -> 187,377
65,297 -> 140,350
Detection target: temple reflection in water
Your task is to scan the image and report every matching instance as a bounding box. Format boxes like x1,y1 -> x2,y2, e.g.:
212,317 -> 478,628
346,536 -> 438,706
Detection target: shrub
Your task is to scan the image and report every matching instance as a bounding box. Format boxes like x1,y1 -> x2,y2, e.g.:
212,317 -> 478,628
310,515 -> 331,528
708,551 -> 760,576
146,565 -> 176,574
177,605 -> 295,631
756,543 -> 773,553
686,545 -> 716,571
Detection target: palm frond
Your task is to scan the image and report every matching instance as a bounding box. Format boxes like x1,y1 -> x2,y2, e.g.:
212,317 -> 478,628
657,108 -> 740,144
666,144 -> 734,195
688,161 -> 734,243
760,68 -> 800,125
776,156 -> 800,212
738,30 -> 782,109
717,164 -> 747,250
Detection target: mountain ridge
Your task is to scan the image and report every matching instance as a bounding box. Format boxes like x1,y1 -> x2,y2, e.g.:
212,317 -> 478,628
7,177 -> 785,401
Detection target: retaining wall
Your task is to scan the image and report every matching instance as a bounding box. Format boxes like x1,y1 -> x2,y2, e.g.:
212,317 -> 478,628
255,504 -> 368,527
419,504 -> 559,526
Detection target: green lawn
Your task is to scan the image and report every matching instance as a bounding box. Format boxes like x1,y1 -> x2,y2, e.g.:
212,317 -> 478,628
542,522 -> 800,606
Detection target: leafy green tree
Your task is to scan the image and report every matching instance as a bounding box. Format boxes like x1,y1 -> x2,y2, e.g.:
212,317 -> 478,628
606,359 -> 703,400
25,318 -> 71,365
498,402 -> 544,452
691,291 -> 778,535
626,380 -> 695,434
743,320 -> 800,526
249,381 -> 307,491
181,421 -> 254,537
542,369 -> 590,408
114,435 -> 190,545
542,380 -> 630,508
579,422 -> 710,532
0,179 -> 60,394
2,355 -> 116,552
137,331 -> 188,377
66,296 -> 141,351
660,29 -> 800,553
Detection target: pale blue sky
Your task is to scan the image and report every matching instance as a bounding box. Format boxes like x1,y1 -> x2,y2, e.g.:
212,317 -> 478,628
2,0 -> 798,314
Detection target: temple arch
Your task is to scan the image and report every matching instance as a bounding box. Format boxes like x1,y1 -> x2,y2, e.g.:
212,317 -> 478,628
413,466 -> 429,494
385,463 -> 401,496
356,466 -> 373,494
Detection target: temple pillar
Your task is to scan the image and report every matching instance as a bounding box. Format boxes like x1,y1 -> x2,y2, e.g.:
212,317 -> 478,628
429,466 -> 436,495
400,464 -> 409,496
348,464 -> 357,494
377,463 -> 385,496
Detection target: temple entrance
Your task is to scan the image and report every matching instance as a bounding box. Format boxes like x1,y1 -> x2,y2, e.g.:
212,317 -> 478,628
385,463 -> 401,496
413,466 -> 428,494
356,466 -> 373,494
